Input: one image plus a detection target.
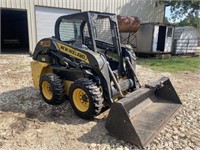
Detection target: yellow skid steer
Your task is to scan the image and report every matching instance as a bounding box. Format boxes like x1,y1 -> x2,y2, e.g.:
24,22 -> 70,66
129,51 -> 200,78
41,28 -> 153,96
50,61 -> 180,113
31,11 -> 182,148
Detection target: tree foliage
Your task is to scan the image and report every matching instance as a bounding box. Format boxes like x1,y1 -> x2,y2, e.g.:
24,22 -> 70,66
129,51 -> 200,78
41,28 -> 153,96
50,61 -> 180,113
167,0 -> 199,20
177,16 -> 200,29
164,17 -> 170,23
160,0 -> 200,29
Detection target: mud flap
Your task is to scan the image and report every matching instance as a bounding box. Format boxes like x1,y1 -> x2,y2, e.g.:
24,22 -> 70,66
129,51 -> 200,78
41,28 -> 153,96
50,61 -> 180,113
105,77 -> 182,148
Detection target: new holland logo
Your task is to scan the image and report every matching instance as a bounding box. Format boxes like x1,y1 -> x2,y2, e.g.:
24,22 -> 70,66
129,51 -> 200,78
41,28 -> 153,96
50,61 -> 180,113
57,42 -> 89,63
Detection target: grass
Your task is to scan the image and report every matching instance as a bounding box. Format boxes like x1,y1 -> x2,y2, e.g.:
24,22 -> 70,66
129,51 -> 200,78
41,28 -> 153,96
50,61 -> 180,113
137,56 -> 200,72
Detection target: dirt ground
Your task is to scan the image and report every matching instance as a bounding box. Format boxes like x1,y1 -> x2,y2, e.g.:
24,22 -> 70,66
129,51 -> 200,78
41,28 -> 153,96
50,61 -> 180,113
0,54 -> 200,150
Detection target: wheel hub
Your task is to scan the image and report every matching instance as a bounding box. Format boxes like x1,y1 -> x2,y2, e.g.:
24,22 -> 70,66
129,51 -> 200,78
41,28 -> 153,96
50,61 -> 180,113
42,81 -> 53,100
73,88 -> 89,112
82,94 -> 88,102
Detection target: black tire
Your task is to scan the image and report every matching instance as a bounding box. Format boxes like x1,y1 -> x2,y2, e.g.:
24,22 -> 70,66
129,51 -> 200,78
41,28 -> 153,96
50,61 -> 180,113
69,78 -> 104,119
39,73 -> 65,105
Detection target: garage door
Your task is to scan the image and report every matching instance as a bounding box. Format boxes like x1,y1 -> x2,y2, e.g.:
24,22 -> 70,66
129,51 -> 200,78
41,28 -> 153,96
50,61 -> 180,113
35,6 -> 80,42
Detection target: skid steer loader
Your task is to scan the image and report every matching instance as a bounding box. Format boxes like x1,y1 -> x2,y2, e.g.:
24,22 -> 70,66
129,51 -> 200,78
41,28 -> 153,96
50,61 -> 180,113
31,11 -> 182,148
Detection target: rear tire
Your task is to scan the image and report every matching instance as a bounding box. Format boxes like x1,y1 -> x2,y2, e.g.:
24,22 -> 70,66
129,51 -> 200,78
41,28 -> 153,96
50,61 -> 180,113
69,78 -> 103,119
39,73 -> 65,105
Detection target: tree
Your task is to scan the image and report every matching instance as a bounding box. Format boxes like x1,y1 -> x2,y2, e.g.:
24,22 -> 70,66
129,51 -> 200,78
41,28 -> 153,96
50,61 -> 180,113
160,0 -> 200,29
164,16 -> 170,23
161,0 -> 199,19
177,16 -> 200,29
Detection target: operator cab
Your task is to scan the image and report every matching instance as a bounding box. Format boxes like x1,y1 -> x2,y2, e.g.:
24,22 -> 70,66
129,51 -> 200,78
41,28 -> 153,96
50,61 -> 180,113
55,11 -> 121,71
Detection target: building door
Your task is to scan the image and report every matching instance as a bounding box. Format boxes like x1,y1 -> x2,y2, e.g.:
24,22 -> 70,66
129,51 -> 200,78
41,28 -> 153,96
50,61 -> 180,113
164,27 -> 173,53
1,9 -> 29,53
35,6 -> 80,42
156,26 -> 166,52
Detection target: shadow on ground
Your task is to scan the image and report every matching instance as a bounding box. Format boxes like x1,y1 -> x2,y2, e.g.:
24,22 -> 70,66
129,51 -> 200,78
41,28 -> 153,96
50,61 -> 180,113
0,86 -> 119,146
0,86 -> 105,125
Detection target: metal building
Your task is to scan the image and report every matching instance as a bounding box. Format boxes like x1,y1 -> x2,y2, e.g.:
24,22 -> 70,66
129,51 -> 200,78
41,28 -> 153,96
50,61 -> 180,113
173,26 -> 200,54
0,0 -> 165,53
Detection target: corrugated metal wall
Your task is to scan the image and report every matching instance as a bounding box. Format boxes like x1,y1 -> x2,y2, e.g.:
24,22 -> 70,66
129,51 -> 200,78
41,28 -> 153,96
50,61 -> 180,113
0,0 -> 164,53
173,27 -> 200,54
174,39 -> 200,54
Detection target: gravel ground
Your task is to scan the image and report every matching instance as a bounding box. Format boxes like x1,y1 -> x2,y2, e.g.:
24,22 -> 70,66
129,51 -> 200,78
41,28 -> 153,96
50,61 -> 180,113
0,54 -> 200,150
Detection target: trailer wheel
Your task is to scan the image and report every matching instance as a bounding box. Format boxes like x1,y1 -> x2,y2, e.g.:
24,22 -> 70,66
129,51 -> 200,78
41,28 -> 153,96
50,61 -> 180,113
39,73 -> 65,105
69,78 -> 104,119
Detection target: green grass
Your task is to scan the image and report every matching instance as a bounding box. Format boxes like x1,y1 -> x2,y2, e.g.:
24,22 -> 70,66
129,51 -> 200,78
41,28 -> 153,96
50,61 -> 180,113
137,56 -> 200,72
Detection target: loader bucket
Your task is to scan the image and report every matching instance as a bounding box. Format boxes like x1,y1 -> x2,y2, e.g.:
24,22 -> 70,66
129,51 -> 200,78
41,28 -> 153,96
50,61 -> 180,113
105,77 -> 182,148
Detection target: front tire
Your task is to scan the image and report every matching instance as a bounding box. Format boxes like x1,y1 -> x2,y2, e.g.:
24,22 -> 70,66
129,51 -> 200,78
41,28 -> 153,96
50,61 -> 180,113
69,78 -> 104,119
39,73 -> 65,105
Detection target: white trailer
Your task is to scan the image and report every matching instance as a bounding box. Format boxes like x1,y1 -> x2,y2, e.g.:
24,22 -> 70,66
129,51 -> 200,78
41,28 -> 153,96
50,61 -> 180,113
135,23 -> 174,54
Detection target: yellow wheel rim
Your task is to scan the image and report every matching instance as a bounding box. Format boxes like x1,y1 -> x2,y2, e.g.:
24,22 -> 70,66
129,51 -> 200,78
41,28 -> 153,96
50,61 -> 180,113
42,81 -> 53,100
73,88 -> 89,112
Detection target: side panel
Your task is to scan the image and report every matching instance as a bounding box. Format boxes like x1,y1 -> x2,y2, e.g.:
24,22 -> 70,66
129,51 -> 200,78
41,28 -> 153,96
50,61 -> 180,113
56,42 -> 89,63
30,61 -> 52,89
136,24 -> 154,53
64,80 -> 73,95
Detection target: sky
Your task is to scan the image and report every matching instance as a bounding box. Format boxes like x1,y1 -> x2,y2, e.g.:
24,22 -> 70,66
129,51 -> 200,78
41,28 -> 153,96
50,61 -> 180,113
165,6 -> 185,23
165,7 -> 171,19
